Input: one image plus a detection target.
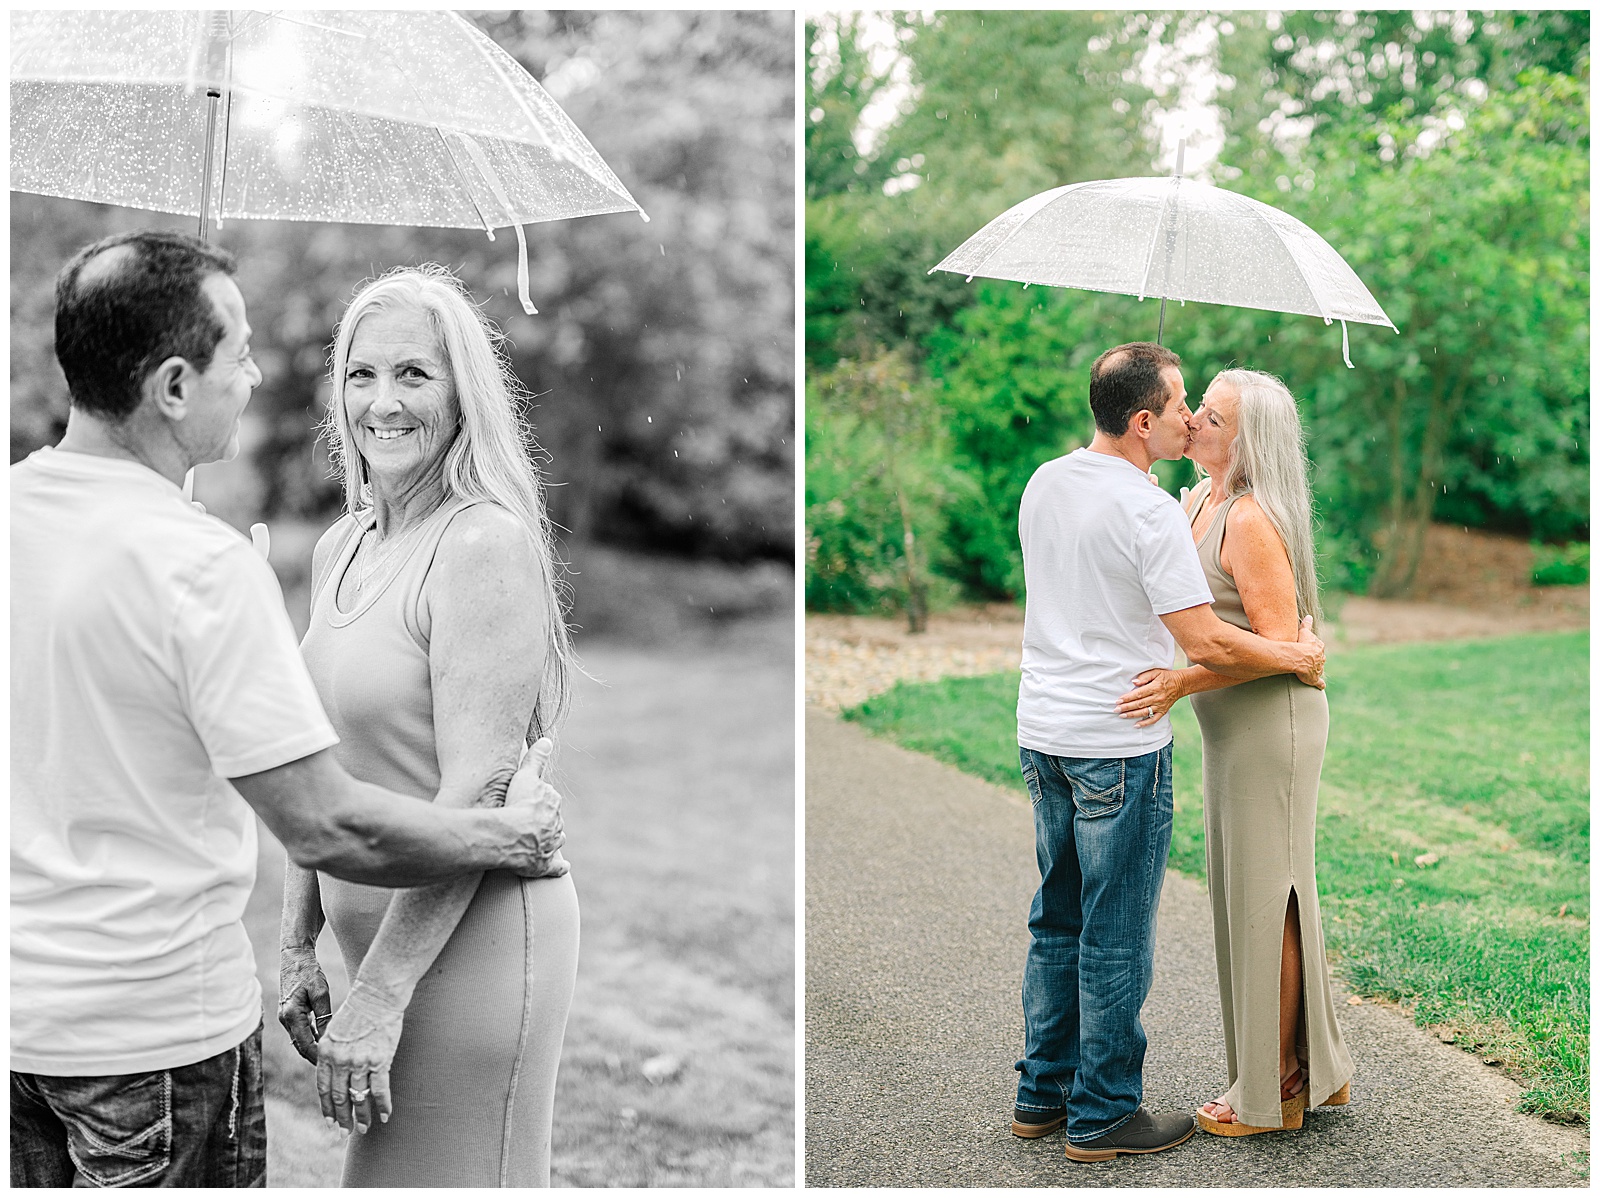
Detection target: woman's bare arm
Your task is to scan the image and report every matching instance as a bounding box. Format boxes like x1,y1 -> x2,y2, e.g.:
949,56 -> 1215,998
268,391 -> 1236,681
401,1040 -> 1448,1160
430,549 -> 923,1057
315,505 -> 554,1131
1220,495 -> 1302,641
1119,490 -> 1307,724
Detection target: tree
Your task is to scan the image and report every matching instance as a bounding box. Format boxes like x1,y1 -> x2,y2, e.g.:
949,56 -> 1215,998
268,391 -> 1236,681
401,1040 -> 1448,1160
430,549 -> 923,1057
1215,11 -> 1590,180
805,10 -> 1162,371
879,10 -> 1157,225
806,348 -> 966,621
1267,68 -> 1589,595
806,16 -> 897,201
922,284 -> 1135,597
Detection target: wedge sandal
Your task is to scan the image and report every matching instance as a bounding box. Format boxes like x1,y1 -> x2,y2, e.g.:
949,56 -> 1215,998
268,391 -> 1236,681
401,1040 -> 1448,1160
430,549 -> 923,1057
1196,1067 -> 1308,1137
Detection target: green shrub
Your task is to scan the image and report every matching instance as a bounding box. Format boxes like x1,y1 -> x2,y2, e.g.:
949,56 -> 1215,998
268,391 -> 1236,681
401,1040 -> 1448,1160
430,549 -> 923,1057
1531,542 -> 1590,587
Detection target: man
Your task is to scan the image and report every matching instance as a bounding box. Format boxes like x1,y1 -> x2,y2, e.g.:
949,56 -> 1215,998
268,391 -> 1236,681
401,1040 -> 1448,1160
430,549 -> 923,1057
1010,342 -> 1325,1162
11,231 -> 563,1187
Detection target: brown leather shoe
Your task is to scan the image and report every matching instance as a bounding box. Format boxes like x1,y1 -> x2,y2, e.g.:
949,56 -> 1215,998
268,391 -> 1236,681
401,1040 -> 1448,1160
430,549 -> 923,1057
1011,1106 -> 1067,1137
1063,1106 -> 1196,1162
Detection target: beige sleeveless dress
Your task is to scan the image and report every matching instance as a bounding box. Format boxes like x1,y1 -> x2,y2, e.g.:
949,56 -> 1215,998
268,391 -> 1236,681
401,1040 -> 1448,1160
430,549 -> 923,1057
1185,482 -> 1353,1125
301,499 -> 580,1187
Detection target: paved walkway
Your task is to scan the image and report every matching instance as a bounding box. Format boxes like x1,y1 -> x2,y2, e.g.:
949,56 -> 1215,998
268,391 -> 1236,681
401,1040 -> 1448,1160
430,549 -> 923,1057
805,709 -> 1588,1187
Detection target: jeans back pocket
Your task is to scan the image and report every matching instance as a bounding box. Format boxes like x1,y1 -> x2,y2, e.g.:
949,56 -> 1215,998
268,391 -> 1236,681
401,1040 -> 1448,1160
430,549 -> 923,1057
45,1069 -> 173,1187
1063,758 -> 1126,819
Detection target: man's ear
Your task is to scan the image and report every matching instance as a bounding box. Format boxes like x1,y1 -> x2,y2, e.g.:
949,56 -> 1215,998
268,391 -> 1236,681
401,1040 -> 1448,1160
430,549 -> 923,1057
1127,407 -> 1154,440
144,357 -> 192,421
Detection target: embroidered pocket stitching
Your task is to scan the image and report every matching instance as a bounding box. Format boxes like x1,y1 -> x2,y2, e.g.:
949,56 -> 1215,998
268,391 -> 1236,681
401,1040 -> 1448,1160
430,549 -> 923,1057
1068,760 -> 1126,816
64,1071 -> 172,1186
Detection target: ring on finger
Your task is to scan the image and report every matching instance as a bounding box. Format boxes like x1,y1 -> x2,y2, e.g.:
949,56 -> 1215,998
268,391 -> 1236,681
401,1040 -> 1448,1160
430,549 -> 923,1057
348,1086 -> 371,1103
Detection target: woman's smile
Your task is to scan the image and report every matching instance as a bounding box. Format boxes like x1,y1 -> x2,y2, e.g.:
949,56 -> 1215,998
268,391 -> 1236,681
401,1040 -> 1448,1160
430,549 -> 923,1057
343,305 -> 461,488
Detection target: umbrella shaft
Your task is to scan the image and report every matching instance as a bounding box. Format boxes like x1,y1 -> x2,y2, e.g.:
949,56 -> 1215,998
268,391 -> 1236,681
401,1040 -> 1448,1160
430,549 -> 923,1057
1157,296 -> 1167,345
198,88 -> 221,241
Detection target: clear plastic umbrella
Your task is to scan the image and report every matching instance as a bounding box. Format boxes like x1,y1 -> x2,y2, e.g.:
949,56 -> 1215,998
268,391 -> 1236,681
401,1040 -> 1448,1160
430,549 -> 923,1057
10,9 -> 648,315
931,144 -> 1395,367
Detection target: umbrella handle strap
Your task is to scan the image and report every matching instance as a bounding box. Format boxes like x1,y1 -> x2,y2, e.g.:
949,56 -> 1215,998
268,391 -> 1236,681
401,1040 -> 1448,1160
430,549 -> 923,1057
511,223 -> 533,317
1330,318 -> 1353,369
458,134 -> 538,316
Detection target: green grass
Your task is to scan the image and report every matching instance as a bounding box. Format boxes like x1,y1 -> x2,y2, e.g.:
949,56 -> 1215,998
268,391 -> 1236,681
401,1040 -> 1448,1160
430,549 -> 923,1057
844,631 -> 1589,1124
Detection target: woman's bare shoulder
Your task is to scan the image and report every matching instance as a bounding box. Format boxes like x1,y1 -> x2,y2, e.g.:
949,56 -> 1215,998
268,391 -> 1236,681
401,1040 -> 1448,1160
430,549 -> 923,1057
426,503 -> 549,636
1225,494 -> 1289,559
434,503 -> 539,582
439,502 -> 529,550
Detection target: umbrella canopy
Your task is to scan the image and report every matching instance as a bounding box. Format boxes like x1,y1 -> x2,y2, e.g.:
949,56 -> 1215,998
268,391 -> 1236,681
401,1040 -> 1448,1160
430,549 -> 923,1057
931,169 -> 1395,365
11,9 -> 648,312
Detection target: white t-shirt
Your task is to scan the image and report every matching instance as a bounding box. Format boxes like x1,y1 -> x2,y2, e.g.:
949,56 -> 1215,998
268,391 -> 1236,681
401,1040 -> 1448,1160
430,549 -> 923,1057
10,448 -> 339,1075
1016,448 -> 1214,757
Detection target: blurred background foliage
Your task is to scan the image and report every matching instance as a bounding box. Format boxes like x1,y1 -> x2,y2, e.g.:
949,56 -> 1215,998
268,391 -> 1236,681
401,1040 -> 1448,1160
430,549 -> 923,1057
12,10 -> 795,639
805,10 -> 1588,615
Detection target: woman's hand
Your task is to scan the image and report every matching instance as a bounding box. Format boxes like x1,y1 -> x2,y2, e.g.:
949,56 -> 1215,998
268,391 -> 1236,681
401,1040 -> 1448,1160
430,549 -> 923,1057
278,946 -> 331,1066
1115,668 -> 1187,727
316,980 -> 405,1134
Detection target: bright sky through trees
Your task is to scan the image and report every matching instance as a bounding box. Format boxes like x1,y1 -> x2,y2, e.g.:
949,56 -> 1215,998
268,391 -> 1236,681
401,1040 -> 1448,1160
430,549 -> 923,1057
810,8 -> 1236,185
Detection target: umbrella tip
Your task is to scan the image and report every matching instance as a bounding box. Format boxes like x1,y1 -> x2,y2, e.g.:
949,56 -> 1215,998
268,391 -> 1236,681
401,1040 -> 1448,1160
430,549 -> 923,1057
638,209 -> 650,223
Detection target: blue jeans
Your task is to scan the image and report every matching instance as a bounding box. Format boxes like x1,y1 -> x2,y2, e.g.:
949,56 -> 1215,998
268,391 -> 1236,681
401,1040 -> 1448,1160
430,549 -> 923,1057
1015,746 -> 1173,1143
10,1023 -> 266,1187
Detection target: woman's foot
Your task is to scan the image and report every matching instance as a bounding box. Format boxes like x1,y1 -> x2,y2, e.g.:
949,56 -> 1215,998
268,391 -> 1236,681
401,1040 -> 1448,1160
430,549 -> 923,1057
1196,1067 -> 1306,1132
1280,1064 -> 1306,1102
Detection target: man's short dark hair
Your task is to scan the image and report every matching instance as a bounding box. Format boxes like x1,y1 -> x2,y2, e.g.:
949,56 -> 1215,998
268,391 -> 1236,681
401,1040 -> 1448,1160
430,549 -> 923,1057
1089,342 -> 1183,436
54,231 -> 238,420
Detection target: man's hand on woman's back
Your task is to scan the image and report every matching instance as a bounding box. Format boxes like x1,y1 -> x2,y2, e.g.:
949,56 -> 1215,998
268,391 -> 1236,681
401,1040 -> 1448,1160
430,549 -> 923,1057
503,737 -> 570,877
1293,615 -> 1326,688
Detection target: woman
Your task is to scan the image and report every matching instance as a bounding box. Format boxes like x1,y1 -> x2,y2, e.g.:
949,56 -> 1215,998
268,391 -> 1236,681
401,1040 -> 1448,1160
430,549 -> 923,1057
1116,369 -> 1354,1135
277,265 -> 580,1185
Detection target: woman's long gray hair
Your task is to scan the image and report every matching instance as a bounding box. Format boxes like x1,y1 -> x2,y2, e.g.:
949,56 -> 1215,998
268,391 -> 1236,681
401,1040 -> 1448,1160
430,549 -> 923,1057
1208,368 -> 1323,630
323,263 -> 574,741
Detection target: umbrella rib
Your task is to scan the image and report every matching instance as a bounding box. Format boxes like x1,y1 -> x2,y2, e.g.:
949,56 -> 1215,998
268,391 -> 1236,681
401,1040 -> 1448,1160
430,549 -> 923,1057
435,128 -> 497,234
1136,177 -> 1180,303
252,12 -> 368,40
456,14 -> 642,213
341,11 -> 497,233
1256,205 -> 1332,324
930,182 -> 1079,279
972,183 -> 1084,281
